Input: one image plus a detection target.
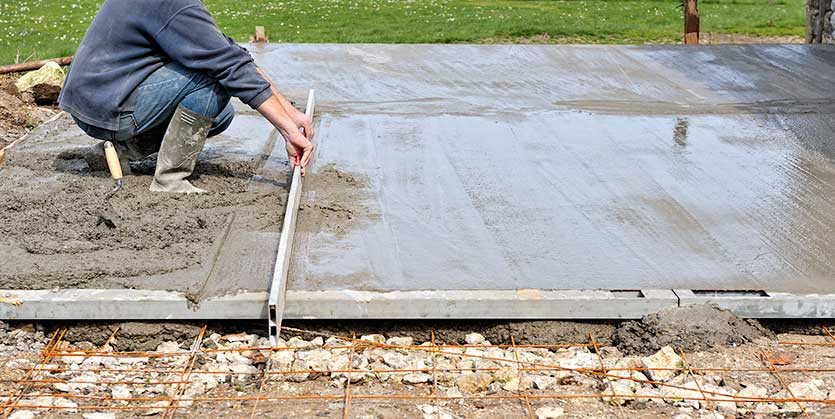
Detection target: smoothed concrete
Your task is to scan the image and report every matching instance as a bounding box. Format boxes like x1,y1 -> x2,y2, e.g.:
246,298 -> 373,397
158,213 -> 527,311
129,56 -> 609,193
5,44 -> 835,320
251,44 -> 835,295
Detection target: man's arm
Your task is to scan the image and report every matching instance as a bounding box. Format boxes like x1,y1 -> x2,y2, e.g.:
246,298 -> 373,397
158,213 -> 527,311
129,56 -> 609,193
153,5 -> 314,173
256,67 -> 314,140
154,5 -> 272,109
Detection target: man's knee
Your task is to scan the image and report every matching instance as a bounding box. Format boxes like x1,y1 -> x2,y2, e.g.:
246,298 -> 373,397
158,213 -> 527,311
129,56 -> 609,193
208,102 -> 235,137
180,81 -> 231,120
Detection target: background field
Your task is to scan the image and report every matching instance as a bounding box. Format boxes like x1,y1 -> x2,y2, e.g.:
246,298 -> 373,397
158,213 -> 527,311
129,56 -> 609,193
0,0 -> 807,65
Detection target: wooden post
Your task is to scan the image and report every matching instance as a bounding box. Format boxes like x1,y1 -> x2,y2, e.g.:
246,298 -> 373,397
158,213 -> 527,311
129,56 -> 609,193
249,26 -> 269,43
684,0 -> 699,45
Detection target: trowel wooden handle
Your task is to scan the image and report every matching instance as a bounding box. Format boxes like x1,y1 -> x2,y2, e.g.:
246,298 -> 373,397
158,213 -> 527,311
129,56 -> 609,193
103,141 -> 122,181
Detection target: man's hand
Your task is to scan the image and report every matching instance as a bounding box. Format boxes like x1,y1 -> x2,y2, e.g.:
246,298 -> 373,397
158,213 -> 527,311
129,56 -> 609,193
255,67 -> 315,175
257,95 -> 314,175
281,106 -> 314,175
285,105 -> 314,141
283,127 -> 313,175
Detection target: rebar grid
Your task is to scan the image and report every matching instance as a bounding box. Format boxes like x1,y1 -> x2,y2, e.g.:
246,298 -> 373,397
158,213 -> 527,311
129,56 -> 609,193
589,334 -> 625,419
677,348 -> 716,417
0,325 -> 833,418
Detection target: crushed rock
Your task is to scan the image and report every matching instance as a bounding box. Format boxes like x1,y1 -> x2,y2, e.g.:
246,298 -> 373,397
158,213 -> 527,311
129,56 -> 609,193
1,316 -> 831,418
535,406 -> 564,419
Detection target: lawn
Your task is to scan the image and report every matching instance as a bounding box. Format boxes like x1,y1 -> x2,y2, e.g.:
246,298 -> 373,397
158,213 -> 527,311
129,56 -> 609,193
0,0 -> 806,65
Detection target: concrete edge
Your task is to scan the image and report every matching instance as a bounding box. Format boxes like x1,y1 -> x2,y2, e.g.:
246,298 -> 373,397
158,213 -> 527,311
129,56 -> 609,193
674,289 -> 835,318
0,289 -> 675,320
285,289 -> 677,319
0,288 -> 833,320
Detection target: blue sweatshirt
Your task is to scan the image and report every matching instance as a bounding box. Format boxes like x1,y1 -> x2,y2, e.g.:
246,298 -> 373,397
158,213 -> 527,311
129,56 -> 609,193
59,0 -> 272,131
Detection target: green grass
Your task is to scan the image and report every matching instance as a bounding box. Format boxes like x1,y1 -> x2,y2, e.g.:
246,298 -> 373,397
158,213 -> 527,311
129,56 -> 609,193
0,0 -> 806,65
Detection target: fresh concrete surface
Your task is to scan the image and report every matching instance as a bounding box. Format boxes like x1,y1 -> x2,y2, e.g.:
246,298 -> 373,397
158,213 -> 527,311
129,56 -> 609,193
256,44 -> 835,295
4,44 -> 835,320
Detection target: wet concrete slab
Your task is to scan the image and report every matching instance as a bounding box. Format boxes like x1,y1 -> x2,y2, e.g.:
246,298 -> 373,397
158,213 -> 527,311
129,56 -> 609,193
5,44 -> 835,321
244,44 -> 835,295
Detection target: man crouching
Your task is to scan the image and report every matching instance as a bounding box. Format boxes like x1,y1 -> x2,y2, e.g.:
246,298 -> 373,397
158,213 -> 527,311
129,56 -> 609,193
59,0 -> 313,193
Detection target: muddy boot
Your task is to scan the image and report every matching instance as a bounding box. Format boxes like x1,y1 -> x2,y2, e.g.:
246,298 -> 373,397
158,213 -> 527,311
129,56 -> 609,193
149,105 -> 211,193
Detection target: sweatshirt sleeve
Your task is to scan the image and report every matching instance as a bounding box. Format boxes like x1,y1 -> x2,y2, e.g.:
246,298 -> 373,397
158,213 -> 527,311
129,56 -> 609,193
154,5 -> 273,109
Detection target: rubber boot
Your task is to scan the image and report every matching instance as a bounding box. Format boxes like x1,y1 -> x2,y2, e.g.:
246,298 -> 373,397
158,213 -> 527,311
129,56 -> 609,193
149,105 -> 211,193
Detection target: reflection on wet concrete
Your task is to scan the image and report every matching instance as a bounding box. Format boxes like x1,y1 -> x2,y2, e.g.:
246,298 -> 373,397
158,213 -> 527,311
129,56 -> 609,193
673,118 -> 688,147
251,44 -> 835,294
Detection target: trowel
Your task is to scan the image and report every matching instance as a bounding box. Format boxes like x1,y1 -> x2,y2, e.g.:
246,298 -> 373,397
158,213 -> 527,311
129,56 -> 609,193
97,141 -> 123,228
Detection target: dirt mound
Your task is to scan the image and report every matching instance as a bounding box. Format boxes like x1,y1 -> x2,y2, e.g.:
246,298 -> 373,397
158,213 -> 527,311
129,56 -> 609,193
0,75 -> 55,148
613,304 -> 773,355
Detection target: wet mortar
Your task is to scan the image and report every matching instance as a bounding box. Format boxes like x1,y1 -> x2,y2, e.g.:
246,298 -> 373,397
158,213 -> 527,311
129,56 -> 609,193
0,115 -> 283,291
296,163 -> 376,239
0,114 -> 372,298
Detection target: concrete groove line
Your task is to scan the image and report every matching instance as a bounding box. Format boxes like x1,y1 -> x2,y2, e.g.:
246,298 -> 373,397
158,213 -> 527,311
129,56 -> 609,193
671,289 -> 682,307
245,128 -> 281,190
186,213 -> 237,304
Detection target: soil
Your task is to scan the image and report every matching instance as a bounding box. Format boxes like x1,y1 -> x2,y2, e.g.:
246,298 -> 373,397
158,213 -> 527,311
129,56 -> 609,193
28,319 -> 617,351
0,74 -> 57,149
613,304 -> 773,355
59,321 -> 204,351
282,319 -> 618,348
0,114 -> 285,291
29,305 -> 769,354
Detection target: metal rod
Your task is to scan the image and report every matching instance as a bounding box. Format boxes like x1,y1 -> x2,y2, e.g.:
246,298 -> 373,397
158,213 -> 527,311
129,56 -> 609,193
268,89 -> 315,345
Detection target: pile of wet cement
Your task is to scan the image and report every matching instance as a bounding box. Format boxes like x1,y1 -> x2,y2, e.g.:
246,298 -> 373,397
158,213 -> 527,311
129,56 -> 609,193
613,304 -> 773,355
0,116 -> 284,290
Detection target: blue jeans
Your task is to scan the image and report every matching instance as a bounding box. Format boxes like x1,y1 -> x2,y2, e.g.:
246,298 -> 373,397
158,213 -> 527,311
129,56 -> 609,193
74,62 -> 234,158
